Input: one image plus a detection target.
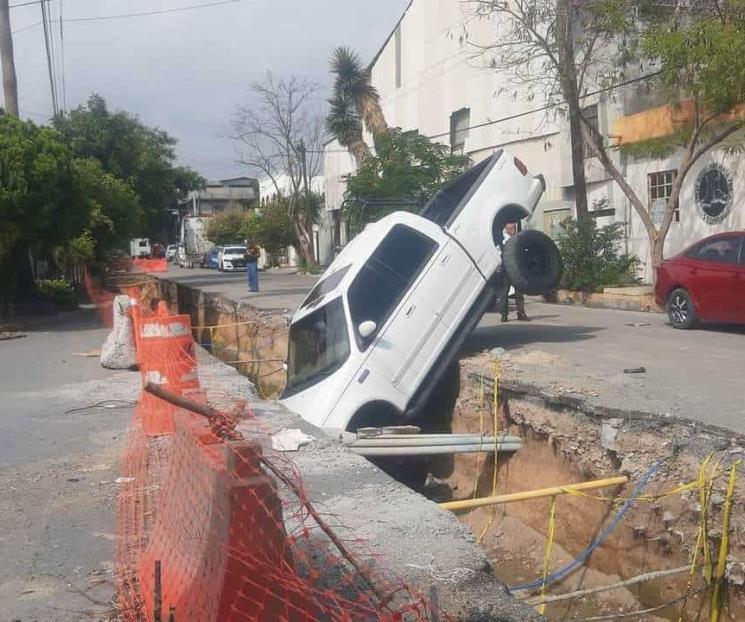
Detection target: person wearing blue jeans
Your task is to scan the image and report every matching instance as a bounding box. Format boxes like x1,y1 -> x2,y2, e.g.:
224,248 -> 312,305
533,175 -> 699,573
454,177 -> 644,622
245,243 -> 260,292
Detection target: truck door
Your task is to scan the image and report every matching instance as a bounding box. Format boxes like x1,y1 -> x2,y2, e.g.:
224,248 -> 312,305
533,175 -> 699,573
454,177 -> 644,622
346,224 -> 440,396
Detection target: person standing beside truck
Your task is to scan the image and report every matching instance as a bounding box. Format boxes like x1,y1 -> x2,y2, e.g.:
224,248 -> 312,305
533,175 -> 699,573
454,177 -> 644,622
245,242 -> 260,292
498,222 -> 529,322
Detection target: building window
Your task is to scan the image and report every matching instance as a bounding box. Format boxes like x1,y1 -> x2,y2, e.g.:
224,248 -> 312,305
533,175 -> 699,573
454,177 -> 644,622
395,25 -> 402,89
583,104 -> 599,159
449,108 -> 470,155
648,170 -> 680,225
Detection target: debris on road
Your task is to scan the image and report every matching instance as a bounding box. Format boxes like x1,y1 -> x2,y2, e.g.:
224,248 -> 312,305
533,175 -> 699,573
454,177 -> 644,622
0,331 -> 26,341
73,348 -> 101,357
271,427 -> 316,452
623,367 -> 647,374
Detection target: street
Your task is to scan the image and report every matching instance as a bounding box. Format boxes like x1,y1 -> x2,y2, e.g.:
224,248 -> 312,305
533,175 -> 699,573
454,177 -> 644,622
0,309 -> 138,621
471,302 -> 745,434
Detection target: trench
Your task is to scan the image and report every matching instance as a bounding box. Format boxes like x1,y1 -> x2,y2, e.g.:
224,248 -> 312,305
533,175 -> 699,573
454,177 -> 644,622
426,365 -> 745,622
148,276 -> 745,621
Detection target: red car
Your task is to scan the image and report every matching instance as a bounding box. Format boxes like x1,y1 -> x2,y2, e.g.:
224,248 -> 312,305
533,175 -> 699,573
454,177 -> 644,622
655,232 -> 745,329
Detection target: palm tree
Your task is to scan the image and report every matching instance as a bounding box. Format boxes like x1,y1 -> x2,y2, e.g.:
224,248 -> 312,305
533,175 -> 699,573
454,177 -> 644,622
326,93 -> 369,168
329,46 -> 388,139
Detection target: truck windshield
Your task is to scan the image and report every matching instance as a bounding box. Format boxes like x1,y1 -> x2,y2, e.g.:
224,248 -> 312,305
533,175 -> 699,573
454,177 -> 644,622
224,247 -> 245,255
286,297 -> 350,392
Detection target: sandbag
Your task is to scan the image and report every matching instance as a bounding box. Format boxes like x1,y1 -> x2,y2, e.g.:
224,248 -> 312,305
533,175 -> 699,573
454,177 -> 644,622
100,295 -> 137,369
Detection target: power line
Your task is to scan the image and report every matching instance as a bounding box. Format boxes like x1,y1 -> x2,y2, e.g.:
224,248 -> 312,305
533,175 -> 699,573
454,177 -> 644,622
63,0 -> 242,23
426,71 -> 663,140
11,19 -> 41,33
10,0 -> 50,8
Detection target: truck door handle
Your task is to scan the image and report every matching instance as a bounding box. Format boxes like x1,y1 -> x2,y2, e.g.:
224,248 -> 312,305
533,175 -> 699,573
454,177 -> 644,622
689,268 -> 698,276
405,304 -> 416,317
439,253 -> 450,265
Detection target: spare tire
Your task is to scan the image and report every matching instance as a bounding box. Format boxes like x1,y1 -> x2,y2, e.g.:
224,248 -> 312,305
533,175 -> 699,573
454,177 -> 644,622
502,229 -> 562,295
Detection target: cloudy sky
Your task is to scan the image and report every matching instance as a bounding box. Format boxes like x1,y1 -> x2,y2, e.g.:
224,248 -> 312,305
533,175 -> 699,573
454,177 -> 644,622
7,0 -> 410,179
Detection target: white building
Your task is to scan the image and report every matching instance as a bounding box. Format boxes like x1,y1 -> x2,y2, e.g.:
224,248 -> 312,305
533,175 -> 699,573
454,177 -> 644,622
324,0 -> 744,283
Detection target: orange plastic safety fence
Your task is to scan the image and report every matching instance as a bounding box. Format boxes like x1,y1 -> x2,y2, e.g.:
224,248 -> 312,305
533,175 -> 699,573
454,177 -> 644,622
113,286 -> 448,622
130,257 -> 168,273
84,270 -> 115,327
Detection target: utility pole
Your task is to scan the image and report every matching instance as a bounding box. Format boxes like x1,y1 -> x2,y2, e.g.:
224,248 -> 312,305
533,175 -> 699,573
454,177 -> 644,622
40,0 -> 58,119
0,0 -> 19,117
556,0 -> 589,221
297,139 -> 315,261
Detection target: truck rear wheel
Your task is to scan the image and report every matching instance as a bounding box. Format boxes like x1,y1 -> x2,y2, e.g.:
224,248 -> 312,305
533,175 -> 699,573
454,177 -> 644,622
502,229 -> 562,295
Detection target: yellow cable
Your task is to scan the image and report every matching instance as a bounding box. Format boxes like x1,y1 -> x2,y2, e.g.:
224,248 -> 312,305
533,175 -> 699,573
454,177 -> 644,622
191,320 -> 259,330
678,454 -> 714,622
471,370 -> 486,503
478,360 -> 500,544
559,470 -> 726,504
537,496 -> 558,616
710,460 -> 739,622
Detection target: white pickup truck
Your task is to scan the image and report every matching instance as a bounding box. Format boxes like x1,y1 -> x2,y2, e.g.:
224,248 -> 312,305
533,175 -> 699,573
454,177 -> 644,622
280,151 -> 560,433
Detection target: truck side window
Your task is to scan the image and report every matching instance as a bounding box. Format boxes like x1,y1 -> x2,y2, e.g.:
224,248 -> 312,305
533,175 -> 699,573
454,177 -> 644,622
348,225 -> 437,350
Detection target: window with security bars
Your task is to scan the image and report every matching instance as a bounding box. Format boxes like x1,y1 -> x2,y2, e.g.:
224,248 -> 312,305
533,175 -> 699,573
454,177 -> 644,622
583,104 -> 599,159
648,170 -> 680,224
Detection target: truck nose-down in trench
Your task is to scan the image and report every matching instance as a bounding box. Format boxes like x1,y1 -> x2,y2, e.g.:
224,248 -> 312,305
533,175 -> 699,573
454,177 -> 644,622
279,150 -> 562,434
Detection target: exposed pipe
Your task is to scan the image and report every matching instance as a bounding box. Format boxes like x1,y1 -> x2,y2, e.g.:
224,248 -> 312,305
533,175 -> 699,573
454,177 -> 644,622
439,475 -> 629,511
350,434 -> 522,447
351,442 -> 522,457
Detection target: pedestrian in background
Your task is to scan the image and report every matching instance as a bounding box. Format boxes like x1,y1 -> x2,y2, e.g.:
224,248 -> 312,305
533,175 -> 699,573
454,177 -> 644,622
498,222 -> 529,322
245,242 -> 260,292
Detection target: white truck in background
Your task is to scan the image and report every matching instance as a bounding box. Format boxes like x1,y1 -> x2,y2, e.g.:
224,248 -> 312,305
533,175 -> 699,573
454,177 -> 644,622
179,217 -> 212,268
129,238 -> 152,258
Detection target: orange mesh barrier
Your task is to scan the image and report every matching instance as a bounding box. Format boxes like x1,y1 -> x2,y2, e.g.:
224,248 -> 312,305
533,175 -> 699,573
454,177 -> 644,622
84,270 -> 115,327
111,285 -> 449,622
130,257 -> 168,273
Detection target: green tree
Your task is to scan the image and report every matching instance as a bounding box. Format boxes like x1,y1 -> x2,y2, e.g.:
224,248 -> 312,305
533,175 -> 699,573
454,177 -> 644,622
556,209 -> 640,293
55,94 -> 204,241
343,128 -> 469,233
245,200 -> 300,260
327,46 -> 388,167
0,113 -> 89,308
205,208 -> 247,246
73,158 -> 142,259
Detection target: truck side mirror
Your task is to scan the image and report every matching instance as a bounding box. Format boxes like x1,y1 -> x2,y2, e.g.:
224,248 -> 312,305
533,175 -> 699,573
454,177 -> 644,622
358,320 -> 377,339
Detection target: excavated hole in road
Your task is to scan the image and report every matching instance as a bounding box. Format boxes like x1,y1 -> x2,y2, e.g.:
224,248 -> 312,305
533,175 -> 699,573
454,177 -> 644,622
420,360 -> 745,621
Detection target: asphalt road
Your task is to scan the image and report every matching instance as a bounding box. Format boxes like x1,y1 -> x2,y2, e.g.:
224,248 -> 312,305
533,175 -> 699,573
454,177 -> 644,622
0,308 -> 139,621
470,301 -> 745,434
162,264 -> 745,434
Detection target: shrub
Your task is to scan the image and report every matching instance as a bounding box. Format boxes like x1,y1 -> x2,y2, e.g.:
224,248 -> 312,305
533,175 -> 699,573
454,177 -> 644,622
35,278 -> 77,309
556,212 -> 640,293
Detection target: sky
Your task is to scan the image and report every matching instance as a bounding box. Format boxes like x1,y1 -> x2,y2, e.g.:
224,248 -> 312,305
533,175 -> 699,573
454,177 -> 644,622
7,0 -> 410,180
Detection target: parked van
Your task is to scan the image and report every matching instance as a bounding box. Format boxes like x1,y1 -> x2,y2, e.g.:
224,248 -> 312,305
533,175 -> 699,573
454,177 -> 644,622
280,151 -> 561,433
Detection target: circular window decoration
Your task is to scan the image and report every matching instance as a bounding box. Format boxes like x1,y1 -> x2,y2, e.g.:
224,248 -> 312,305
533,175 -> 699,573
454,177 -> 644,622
695,163 -> 733,224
